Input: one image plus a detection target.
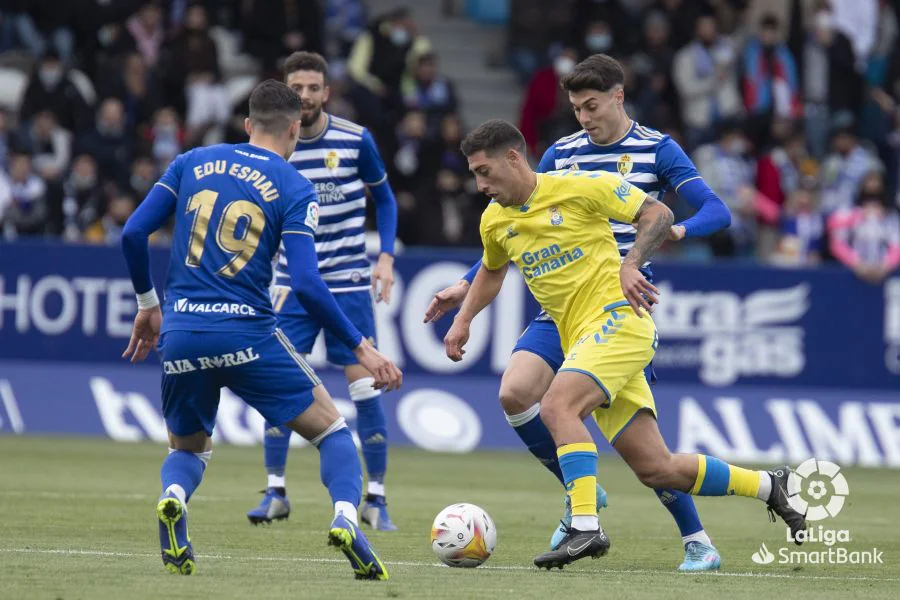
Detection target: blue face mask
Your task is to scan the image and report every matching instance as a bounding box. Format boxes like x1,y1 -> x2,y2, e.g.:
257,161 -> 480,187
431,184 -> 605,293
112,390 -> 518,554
390,28 -> 411,46
586,33 -> 612,52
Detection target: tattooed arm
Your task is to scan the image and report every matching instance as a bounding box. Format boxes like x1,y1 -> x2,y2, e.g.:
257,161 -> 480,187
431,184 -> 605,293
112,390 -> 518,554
620,197 -> 674,316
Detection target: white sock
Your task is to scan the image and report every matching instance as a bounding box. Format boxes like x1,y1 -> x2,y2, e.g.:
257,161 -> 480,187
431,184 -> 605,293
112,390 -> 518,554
757,472 -> 772,501
335,501 -> 358,525
164,484 -> 187,507
570,515 -> 599,531
682,530 -> 713,547
268,474 -> 286,489
367,481 -> 385,497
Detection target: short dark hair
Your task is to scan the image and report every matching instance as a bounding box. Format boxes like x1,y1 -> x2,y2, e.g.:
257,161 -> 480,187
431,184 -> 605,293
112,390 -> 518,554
282,51 -> 328,80
249,79 -> 302,134
460,119 -> 526,157
560,54 -> 625,93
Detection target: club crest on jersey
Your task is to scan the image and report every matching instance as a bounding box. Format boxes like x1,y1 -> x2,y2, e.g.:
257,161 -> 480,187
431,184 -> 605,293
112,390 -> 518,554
568,162 -> 579,171
506,225 -> 518,239
324,150 -> 340,170
548,206 -> 563,226
617,154 -> 633,176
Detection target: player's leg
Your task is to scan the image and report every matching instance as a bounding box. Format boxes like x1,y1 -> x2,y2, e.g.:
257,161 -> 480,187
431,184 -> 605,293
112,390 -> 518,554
504,319 -> 608,549
532,370 -> 612,569
613,410 -> 807,543
246,288 -> 319,524
328,291 -> 395,531
156,331 -> 223,575
233,328 -> 388,580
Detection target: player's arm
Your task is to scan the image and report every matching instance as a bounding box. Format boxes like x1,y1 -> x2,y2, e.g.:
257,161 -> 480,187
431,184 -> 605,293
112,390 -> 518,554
360,129 -> 398,303
120,157 -> 184,363
621,196 -> 674,314
655,137 -> 731,240
444,217 -> 509,361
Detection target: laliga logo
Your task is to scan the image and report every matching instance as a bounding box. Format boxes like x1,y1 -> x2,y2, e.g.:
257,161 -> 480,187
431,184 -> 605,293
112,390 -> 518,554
786,458 -> 849,521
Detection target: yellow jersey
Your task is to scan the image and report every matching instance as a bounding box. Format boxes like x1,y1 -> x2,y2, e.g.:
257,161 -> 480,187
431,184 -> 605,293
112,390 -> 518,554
480,170 -> 647,352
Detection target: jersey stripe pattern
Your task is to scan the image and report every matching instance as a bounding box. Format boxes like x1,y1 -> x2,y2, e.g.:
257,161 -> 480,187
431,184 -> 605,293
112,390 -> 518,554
273,115 -> 385,293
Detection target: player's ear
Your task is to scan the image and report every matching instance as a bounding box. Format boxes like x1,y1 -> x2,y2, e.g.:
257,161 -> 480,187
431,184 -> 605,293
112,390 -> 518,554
323,84 -> 331,104
244,117 -> 253,137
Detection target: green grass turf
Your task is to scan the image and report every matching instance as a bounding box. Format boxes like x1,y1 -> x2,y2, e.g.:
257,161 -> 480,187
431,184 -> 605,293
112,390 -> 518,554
0,436 -> 897,599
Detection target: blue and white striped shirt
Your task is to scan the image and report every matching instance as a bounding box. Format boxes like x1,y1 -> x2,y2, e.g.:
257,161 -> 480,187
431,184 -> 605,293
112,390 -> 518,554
273,114 -> 387,293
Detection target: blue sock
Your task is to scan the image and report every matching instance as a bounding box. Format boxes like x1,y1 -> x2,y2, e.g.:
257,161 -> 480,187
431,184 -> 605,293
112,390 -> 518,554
160,450 -> 206,503
507,405 -> 564,485
655,488 -> 704,538
316,425 -> 363,506
350,379 -> 388,491
263,422 -> 292,478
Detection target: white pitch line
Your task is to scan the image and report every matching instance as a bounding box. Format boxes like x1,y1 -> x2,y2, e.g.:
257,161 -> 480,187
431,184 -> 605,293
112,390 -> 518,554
0,548 -> 897,582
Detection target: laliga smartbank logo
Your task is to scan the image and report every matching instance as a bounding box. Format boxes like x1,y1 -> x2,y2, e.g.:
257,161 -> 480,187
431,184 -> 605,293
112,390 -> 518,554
751,459 -> 883,566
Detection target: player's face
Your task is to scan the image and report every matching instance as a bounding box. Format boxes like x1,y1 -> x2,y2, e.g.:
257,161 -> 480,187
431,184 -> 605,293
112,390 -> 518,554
569,87 -> 624,144
286,70 -> 330,126
468,150 -> 517,206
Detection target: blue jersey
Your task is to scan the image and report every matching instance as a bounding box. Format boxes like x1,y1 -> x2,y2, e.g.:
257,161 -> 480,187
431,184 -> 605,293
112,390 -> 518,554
537,121 -> 701,261
159,143 -> 319,334
273,114 -> 387,293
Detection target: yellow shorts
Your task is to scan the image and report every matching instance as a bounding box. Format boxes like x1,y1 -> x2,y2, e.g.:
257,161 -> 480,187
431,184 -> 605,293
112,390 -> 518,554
559,304 -> 658,444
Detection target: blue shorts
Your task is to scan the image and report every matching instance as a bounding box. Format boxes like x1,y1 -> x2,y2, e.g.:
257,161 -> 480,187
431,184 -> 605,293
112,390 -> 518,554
159,328 -> 320,437
273,287 -> 376,366
513,316 -> 657,383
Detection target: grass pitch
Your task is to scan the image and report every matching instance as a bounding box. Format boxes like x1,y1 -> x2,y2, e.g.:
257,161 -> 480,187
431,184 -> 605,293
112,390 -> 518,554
0,436 -> 897,599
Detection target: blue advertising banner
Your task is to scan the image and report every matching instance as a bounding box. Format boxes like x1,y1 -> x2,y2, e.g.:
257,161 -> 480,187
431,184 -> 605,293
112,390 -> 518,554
2,241 -> 898,389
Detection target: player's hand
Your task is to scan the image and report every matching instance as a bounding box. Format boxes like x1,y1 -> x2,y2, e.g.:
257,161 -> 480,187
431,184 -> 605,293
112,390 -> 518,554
353,338 -> 403,391
122,306 -> 162,363
620,263 -> 659,317
424,280 -> 469,323
668,224 -> 686,241
371,253 -> 395,304
444,317 -> 470,362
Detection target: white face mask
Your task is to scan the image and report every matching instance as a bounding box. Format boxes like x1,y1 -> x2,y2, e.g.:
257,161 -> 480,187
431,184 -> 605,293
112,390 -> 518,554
585,33 -> 612,52
390,28 -> 411,46
554,56 -> 576,76
39,67 -> 63,88
815,11 -> 833,33
727,139 -> 747,155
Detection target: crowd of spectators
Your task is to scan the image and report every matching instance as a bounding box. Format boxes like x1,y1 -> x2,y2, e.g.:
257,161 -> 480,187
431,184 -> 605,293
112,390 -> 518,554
1,0 -> 898,281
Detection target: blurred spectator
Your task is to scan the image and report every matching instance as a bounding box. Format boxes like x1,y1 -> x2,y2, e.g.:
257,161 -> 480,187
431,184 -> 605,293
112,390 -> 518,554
390,109 -> 439,195
831,0 -> 879,70
651,0 -> 702,50
630,11 -> 679,131
165,4 -> 228,145
18,51 -> 92,133
672,12 -> 742,150
79,97 -> 133,180
803,3 -> 864,159
348,7 -> 432,134
241,0 -> 324,72
1,150 -> 48,240
83,21 -> 137,86
101,53 -> 163,132
828,170 -> 900,284
741,14 -> 802,149
144,107 -> 184,169
507,0 -> 576,84
20,109 -> 72,183
83,188 -> 137,245
576,20 -> 616,61
126,2 -> 165,69
569,0 -> 627,55
402,53 -> 458,137
756,119 -> 817,213
519,47 -> 577,156
772,183 -> 826,267
60,154 -> 104,241
324,0 -> 368,59
12,1 -> 76,61
0,109 -> 12,171
693,122 -> 777,256
128,155 -> 158,199
820,125 -> 883,213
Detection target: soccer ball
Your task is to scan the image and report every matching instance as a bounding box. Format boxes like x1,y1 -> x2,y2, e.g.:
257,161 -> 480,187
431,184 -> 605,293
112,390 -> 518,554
430,503 -> 497,568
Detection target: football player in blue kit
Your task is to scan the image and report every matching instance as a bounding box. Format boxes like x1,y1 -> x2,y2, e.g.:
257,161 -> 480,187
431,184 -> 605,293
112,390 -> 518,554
120,79 -> 400,580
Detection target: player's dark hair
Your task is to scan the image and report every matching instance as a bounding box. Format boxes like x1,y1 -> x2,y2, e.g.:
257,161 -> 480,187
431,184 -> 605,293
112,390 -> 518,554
248,79 -> 302,135
282,51 -> 328,81
460,119 -> 526,157
560,54 -> 625,93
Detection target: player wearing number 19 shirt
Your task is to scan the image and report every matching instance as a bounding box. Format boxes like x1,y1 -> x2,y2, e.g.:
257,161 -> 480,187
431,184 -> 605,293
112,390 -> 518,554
120,80 -> 400,580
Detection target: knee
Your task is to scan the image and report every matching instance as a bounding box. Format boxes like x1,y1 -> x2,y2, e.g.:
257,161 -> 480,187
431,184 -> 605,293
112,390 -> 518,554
498,382 -> 543,416
632,457 -> 677,489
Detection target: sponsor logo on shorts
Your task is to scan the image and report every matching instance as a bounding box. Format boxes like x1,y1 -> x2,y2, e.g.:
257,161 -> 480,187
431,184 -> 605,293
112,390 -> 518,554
163,347 -> 261,375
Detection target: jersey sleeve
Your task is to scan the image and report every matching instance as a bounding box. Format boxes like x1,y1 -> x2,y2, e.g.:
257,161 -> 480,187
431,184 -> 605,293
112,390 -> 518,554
358,128 -> 388,186
479,210 -> 508,271
282,171 -> 319,237
156,151 -> 191,196
536,144 -> 557,174
580,172 -> 647,223
654,136 -> 701,191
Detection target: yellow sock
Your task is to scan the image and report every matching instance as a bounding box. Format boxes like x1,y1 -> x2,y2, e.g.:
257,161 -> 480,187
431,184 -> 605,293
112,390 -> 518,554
557,443 -> 598,515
